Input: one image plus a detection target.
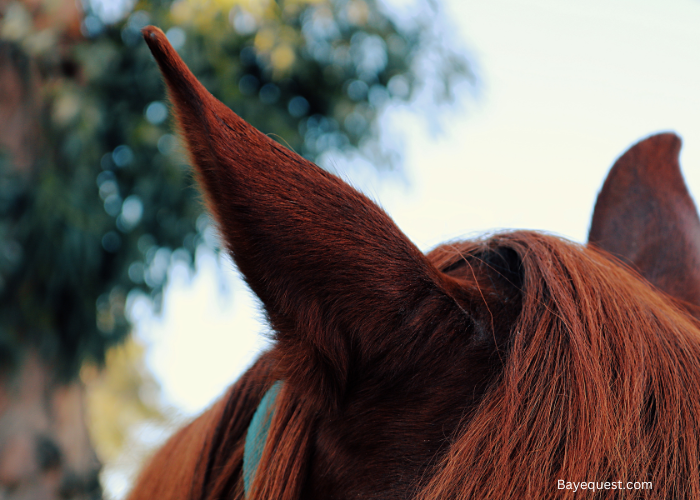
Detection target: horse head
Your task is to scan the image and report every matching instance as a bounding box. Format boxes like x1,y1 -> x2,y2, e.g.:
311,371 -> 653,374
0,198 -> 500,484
129,26 -> 700,500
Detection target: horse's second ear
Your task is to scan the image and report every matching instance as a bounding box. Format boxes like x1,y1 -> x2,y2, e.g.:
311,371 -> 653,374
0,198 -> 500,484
588,133 -> 700,312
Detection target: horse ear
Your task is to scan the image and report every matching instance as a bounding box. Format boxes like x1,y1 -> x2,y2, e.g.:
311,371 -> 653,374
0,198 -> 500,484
142,27 -> 472,409
588,133 -> 700,312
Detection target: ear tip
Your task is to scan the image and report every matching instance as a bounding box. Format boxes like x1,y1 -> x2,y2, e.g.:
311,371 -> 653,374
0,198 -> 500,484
141,25 -> 172,59
634,131 -> 682,158
613,131 -> 683,178
142,25 -> 194,98
141,25 -> 164,41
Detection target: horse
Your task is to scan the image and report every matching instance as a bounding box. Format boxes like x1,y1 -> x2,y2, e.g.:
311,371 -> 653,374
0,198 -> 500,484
129,25 -> 700,500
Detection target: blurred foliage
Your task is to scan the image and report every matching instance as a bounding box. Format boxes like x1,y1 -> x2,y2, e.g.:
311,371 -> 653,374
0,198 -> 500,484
81,336 -> 167,463
0,0 -> 472,379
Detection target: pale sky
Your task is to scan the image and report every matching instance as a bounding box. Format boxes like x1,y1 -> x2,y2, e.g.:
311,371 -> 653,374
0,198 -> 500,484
134,0 -> 700,416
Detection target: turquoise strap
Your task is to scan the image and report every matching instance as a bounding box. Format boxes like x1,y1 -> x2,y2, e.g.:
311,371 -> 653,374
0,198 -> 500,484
243,381 -> 283,496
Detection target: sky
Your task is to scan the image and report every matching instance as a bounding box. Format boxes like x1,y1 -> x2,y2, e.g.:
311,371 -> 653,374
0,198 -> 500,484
133,0 -> 700,416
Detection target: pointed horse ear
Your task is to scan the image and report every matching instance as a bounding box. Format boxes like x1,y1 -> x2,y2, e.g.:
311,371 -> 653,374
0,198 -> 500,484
588,133 -> 700,313
141,26 -> 481,410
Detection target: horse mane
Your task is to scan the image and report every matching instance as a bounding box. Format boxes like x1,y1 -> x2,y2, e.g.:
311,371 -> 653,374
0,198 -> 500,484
422,231 -> 700,499
130,230 -> 700,500
128,354 -> 273,500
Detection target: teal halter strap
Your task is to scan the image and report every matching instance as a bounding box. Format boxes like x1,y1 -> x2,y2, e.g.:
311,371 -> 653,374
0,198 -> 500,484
243,381 -> 283,496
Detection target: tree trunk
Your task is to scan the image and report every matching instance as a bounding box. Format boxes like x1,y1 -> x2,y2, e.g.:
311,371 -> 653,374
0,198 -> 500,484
0,353 -> 101,499
0,1 -> 102,498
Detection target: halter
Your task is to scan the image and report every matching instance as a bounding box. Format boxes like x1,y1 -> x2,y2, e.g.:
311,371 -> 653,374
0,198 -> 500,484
243,381 -> 283,496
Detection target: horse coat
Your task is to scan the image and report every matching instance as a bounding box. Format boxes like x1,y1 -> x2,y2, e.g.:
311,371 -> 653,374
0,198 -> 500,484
128,25 -> 700,500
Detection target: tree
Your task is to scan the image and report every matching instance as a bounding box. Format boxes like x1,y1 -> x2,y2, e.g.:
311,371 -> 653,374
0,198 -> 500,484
0,0 -> 471,497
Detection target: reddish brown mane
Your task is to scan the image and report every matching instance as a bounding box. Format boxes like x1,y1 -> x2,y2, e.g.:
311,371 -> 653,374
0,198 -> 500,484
423,233 -> 700,499
129,26 -> 700,500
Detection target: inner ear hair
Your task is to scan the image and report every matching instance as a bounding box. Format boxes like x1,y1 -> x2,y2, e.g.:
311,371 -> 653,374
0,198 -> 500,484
431,240 -> 524,293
